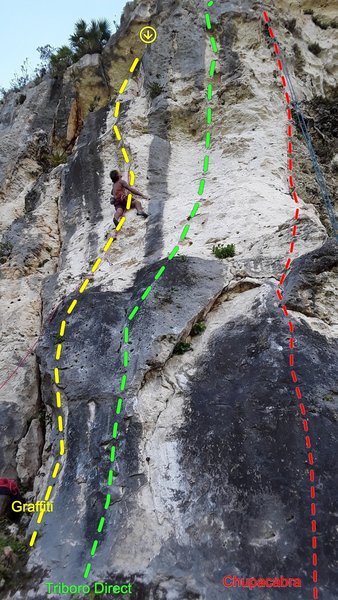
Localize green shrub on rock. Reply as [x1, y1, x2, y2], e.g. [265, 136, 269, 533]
[149, 82, 163, 99]
[48, 148, 68, 167]
[173, 341, 192, 355]
[70, 19, 111, 57]
[191, 321, 206, 336]
[50, 46, 75, 76]
[212, 243, 236, 259]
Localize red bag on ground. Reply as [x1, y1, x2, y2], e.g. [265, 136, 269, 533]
[0, 478, 20, 496]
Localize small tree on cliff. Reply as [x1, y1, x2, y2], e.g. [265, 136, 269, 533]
[70, 19, 111, 58]
[50, 46, 75, 76]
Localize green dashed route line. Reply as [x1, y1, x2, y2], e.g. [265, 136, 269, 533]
[83, 1, 219, 579]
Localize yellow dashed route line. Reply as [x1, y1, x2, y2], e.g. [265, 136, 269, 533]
[29, 55, 141, 548]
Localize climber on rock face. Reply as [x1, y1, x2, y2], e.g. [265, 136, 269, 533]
[110, 169, 149, 227]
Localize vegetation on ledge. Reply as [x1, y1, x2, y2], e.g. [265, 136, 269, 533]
[1, 18, 113, 99]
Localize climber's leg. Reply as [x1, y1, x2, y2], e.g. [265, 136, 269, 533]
[132, 198, 143, 212]
[131, 199, 148, 218]
[113, 207, 124, 227]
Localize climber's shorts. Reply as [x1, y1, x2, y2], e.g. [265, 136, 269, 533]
[113, 196, 128, 211]
[114, 202, 126, 211]
[114, 197, 135, 211]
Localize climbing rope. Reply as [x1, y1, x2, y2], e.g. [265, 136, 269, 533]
[0, 340, 39, 391]
[0, 295, 67, 392]
[263, 15, 338, 238]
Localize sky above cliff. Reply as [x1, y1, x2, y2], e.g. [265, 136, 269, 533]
[0, 0, 127, 89]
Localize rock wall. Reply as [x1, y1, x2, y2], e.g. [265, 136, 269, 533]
[0, 0, 337, 599]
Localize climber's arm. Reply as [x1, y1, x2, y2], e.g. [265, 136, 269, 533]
[121, 179, 148, 200]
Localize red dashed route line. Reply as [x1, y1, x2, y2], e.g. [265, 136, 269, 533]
[263, 9, 318, 599]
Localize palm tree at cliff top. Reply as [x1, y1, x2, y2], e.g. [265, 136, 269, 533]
[70, 19, 111, 57]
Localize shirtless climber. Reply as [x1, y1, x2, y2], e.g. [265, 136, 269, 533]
[110, 169, 149, 227]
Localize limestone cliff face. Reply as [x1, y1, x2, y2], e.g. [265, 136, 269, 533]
[0, 1, 337, 599]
